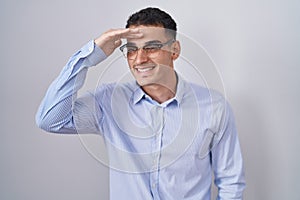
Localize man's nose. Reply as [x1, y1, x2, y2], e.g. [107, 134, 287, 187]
[134, 48, 148, 64]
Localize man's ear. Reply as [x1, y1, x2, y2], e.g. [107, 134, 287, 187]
[171, 40, 181, 60]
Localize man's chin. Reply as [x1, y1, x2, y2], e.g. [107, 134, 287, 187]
[136, 78, 167, 89]
[136, 79, 153, 87]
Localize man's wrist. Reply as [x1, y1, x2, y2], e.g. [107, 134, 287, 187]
[85, 40, 107, 66]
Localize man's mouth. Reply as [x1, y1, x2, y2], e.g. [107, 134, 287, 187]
[136, 66, 155, 72]
[134, 64, 156, 74]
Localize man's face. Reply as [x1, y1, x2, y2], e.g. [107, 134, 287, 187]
[125, 25, 178, 87]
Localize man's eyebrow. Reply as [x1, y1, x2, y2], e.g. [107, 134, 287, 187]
[126, 42, 136, 46]
[145, 40, 162, 45]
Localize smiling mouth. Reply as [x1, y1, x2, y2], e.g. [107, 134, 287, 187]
[136, 67, 155, 72]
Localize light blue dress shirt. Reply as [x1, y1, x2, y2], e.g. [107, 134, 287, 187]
[36, 40, 245, 199]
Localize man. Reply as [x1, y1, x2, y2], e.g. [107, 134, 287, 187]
[36, 7, 245, 199]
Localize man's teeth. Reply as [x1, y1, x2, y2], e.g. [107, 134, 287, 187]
[137, 67, 154, 72]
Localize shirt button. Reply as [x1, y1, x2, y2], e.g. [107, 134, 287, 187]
[152, 183, 156, 188]
[152, 165, 156, 171]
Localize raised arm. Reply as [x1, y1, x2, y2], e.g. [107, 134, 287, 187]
[35, 28, 143, 134]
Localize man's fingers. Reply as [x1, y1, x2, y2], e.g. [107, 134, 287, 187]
[124, 32, 143, 39]
[116, 28, 143, 39]
[114, 39, 122, 47]
[94, 28, 143, 56]
[105, 28, 143, 41]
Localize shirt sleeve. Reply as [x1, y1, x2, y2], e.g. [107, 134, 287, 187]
[211, 102, 246, 199]
[35, 40, 107, 133]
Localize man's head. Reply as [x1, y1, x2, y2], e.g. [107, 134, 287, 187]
[126, 7, 177, 40]
[122, 7, 180, 89]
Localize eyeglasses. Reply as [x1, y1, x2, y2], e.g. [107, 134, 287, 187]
[119, 39, 175, 60]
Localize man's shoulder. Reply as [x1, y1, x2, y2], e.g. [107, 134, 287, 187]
[94, 81, 138, 98]
[95, 81, 136, 91]
[186, 82, 225, 103]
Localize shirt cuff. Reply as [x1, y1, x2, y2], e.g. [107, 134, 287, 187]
[85, 40, 107, 66]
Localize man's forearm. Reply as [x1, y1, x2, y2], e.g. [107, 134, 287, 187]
[35, 40, 106, 133]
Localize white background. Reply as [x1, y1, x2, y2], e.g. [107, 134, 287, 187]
[1, 0, 299, 199]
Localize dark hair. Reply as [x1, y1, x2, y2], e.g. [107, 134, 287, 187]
[126, 7, 177, 39]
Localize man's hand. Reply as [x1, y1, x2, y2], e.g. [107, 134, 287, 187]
[94, 28, 143, 56]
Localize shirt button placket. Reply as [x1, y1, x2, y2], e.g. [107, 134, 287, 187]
[150, 106, 164, 199]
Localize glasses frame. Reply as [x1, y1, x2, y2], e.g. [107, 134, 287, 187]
[119, 39, 175, 60]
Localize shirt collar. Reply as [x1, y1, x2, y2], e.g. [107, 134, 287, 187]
[132, 72, 187, 106]
[174, 73, 187, 105]
[132, 82, 146, 105]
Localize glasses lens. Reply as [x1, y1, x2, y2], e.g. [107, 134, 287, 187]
[121, 40, 173, 60]
[126, 46, 137, 59]
[143, 44, 162, 58]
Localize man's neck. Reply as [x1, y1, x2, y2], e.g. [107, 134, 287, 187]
[142, 72, 177, 104]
